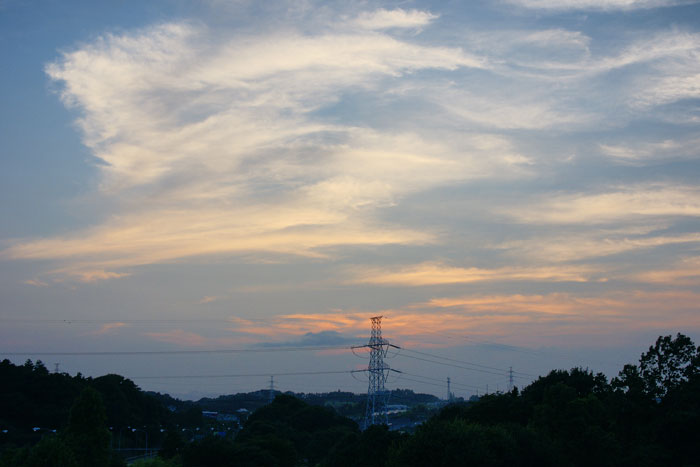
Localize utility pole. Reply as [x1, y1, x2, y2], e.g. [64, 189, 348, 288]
[53, 363, 60, 374]
[352, 316, 399, 429]
[447, 377, 452, 402]
[268, 376, 275, 403]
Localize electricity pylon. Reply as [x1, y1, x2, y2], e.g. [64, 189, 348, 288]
[352, 316, 399, 429]
[268, 375, 275, 403]
[508, 367, 514, 392]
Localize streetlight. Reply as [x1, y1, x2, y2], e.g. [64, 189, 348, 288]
[181, 428, 195, 442]
[131, 428, 149, 455]
[111, 427, 128, 450]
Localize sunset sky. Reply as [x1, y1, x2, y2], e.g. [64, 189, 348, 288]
[1, 0, 699, 398]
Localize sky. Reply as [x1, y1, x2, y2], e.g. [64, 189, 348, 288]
[1, 0, 700, 399]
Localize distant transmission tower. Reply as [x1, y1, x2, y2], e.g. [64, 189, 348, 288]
[508, 367, 514, 392]
[268, 376, 275, 403]
[352, 316, 399, 429]
[447, 377, 453, 402]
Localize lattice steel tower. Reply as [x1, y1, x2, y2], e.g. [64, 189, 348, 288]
[508, 367, 514, 392]
[353, 316, 398, 429]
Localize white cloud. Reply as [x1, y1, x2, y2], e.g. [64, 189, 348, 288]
[504, 0, 697, 11]
[434, 87, 591, 129]
[2, 205, 434, 280]
[496, 231, 700, 262]
[503, 184, 700, 225]
[632, 256, 700, 284]
[513, 30, 700, 77]
[636, 72, 700, 107]
[521, 29, 591, 49]
[352, 8, 438, 30]
[433, 28, 700, 130]
[6, 5, 700, 293]
[89, 322, 129, 335]
[3, 23, 482, 271]
[23, 279, 49, 287]
[198, 296, 221, 304]
[266, 289, 700, 345]
[0, 16, 554, 282]
[463, 27, 700, 122]
[44, 22, 485, 193]
[600, 136, 700, 164]
[346, 262, 599, 286]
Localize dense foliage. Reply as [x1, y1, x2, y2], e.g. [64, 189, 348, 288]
[2, 333, 698, 466]
[387, 333, 700, 467]
[194, 388, 439, 419]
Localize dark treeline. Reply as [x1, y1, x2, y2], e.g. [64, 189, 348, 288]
[195, 388, 439, 419]
[393, 333, 699, 466]
[1, 333, 699, 466]
[0, 360, 200, 444]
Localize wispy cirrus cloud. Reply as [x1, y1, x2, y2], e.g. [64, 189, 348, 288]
[345, 262, 599, 287]
[3, 0, 700, 398]
[635, 71, 700, 108]
[2, 207, 433, 282]
[430, 86, 591, 130]
[198, 296, 221, 304]
[433, 28, 700, 133]
[43, 22, 482, 192]
[144, 329, 241, 347]
[502, 184, 700, 225]
[503, 30, 700, 80]
[503, 0, 698, 11]
[352, 8, 439, 30]
[2, 1, 699, 317]
[631, 256, 700, 284]
[259, 330, 362, 347]
[421, 291, 700, 319]
[225, 289, 700, 347]
[410, 290, 700, 343]
[23, 279, 49, 287]
[599, 137, 700, 164]
[496, 231, 700, 262]
[89, 322, 129, 336]
[1, 18, 507, 282]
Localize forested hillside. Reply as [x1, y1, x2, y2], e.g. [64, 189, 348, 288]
[1, 333, 698, 466]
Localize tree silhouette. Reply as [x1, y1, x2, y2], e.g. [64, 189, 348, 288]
[64, 387, 113, 467]
[639, 333, 699, 399]
[24, 435, 77, 467]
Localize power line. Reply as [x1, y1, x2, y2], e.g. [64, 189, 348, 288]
[421, 329, 630, 369]
[3, 333, 544, 395]
[393, 375, 466, 392]
[0, 345, 352, 356]
[0, 319, 239, 323]
[398, 347, 535, 377]
[1, 345, 533, 381]
[428, 330, 543, 355]
[3, 345, 535, 383]
[129, 370, 356, 379]
[394, 352, 528, 379]
[396, 370, 484, 392]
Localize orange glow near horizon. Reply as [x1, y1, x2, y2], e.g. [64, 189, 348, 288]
[133, 290, 700, 349]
